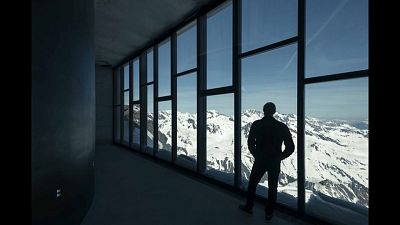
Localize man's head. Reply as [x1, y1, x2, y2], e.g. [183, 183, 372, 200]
[263, 102, 276, 116]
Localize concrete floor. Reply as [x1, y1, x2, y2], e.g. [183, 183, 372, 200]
[81, 144, 314, 225]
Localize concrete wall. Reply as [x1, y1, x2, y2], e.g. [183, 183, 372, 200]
[95, 65, 113, 144]
[31, 0, 95, 225]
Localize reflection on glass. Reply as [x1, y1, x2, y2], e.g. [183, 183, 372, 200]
[205, 94, 234, 185]
[124, 64, 129, 90]
[306, 0, 368, 77]
[177, 21, 197, 73]
[176, 73, 197, 170]
[114, 69, 121, 105]
[147, 85, 154, 149]
[207, 2, 232, 89]
[114, 106, 120, 142]
[305, 78, 368, 225]
[131, 104, 140, 148]
[147, 49, 153, 82]
[158, 38, 171, 96]
[241, 44, 298, 208]
[157, 101, 172, 161]
[133, 58, 140, 101]
[241, 0, 297, 53]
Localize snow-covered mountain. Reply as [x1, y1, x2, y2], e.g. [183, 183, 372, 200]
[127, 108, 368, 211]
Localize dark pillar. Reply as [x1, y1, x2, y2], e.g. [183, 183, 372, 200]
[31, 0, 95, 224]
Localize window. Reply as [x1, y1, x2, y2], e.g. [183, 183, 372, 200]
[133, 58, 140, 101]
[122, 64, 130, 145]
[158, 38, 171, 97]
[241, 0, 297, 53]
[123, 91, 129, 106]
[124, 64, 129, 90]
[177, 21, 197, 73]
[205, 93, 234, 185]
[176, 73, 197, 170]
[113, 69, 121, 143]
[207, 2, 232, 89]
[147, 85, 154, 149]
[157, 101, 172, 161]
[131, 58, 140, 149]
[123, 100, 129, 145]
[241, 44, 298, 208]
[131, 104, 140, 148]
[147, 49, 154, 82]
[306, 0, 368, 77]
[305, 78, 368, 225]
[114, 70, 121, 105]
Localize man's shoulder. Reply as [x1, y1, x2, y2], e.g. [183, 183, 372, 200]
[254, 118, 263, 123]
[275, 120, 286, 126]
[273, 119, 289, 129]
[250, 119, 262, 127]
[276, 121, 291, 134]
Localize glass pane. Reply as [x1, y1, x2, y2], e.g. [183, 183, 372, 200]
[241, 0, 297, 53]
[114, 69, 121, 105]
[176, 73, 197, 170]
[147, 85, 154, 149]
[114, 106, 120, 142]
[158, 38, 171, 97]
[147, 49, 153, 82]
[305, 78, 368, 225]
[207, 2, 232, 89]
[157, 101, 172, 161]
[123, 91, 129, 106]
[177, 21, 197, 73]
[124, 64, 129, 90]
[205, 94, 234, 185]
[241, 44, 298, 208]
[306, 0, 368, 77]
[133, 58, 140, 101]
[131, 104, 140, 149]
[122, 104, 129, 145]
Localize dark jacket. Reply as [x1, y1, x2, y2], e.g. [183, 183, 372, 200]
[247, 116, 295, 170]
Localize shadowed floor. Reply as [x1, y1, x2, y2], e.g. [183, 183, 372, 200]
[81, 144, 314, 225]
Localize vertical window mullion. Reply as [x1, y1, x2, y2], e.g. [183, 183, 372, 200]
[297, 0, 306, 215]
[233, 0, 242, 188]
[140, 53, 147, 152]
[129, 61, 133, 147]
[197, 15, 207, 174]
[113, 69, 115, 143]
[119, 67, 124, 143]
[154, 46, 159, 157]
[171, 33, 177, 162]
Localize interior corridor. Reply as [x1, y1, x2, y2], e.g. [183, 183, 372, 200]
[81, 144, 314, 225]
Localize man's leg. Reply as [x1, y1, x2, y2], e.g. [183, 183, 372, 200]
[245, 160, 267, 208]
[265, 169, 280, 216]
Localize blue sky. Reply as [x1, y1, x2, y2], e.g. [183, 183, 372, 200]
[125, 0, 368, 121]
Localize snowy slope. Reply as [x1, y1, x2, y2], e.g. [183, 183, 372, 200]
[142, 108, 368, 209]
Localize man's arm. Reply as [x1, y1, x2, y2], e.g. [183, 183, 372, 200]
[281, 125, 295, 160]
[247, 122, 257, 155]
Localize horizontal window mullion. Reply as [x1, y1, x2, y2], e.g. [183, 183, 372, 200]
[200, 86, 234, 96]
[304, 70, 369, 84]
[176, 68, 197, 77]
[239, 36, 298, 59]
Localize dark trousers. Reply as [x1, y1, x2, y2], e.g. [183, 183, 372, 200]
[245, 159, 280, 215]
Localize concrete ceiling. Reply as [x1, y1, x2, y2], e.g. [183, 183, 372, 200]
[95, 0, 220, 67]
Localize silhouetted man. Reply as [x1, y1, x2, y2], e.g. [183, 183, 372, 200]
[239, 102, 295, 221]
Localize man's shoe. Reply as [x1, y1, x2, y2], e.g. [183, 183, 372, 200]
[265, 213, 273, 221]
[239, 204, 253, 215]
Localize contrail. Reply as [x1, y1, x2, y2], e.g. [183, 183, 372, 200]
[281, 0, 349, 73]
